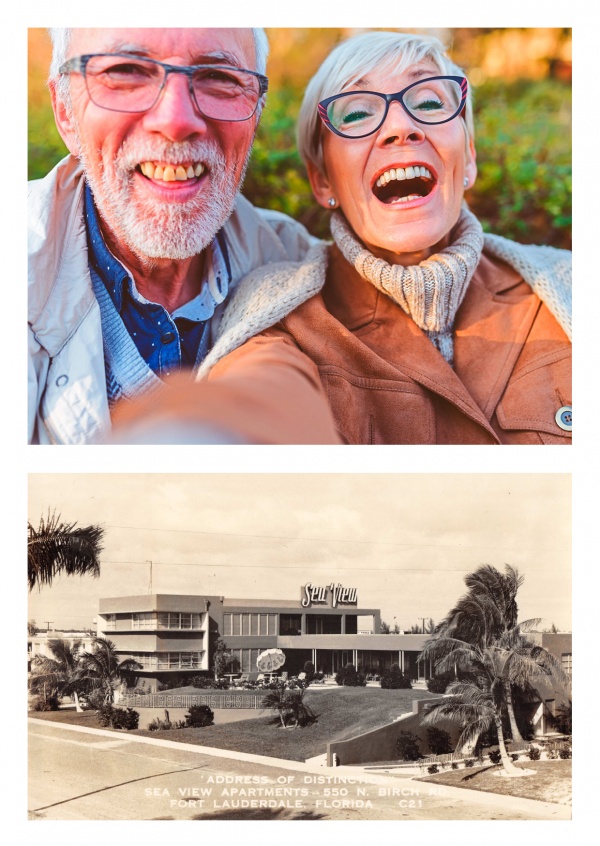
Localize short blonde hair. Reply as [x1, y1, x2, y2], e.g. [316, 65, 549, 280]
[297, 30, 474, 172]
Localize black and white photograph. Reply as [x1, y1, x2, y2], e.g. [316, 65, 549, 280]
[28, 473, 571, 821]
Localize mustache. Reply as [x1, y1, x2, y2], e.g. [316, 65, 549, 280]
[113, 138, 227, 172]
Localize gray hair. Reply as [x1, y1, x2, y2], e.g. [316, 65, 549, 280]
[48, 28, 270, 111]
[297, 30, 474, 173]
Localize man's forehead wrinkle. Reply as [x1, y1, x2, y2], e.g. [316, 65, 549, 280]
[81, 42, 249, 69]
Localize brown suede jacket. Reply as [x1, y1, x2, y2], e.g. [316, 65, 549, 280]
[208, 244, 571, 445]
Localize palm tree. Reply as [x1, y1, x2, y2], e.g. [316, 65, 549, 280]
[28, 511, 104, 591]
[420, 638, 527, 776]
[430, 564, 567, 744]
[261, 683, 315, 728]
[74, 638, 140, 704]
[29, 638, 84, 706]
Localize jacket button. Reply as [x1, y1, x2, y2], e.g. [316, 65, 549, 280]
[161, 332, 176, 345]
[555, 406, 572, 431]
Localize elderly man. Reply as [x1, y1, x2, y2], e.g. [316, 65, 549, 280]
[29, 28, 338, 444]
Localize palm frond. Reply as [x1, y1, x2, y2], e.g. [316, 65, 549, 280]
[28, 510, 104, 591]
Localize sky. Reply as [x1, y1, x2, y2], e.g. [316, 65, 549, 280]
[28, 473, 571, 633]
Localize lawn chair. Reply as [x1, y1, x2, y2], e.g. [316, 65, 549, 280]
[233, 674, 249, 687]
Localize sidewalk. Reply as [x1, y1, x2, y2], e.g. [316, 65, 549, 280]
[28, 717, 570, 820]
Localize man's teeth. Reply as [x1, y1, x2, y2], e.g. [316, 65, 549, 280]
[140, 162, 205, 181]
[375, 165, 432, 188]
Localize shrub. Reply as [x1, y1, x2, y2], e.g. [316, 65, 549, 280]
[96, 704, 139, 730]
[464, 759, 474, 768]
[427, 727, 453, 755]
[510, 753, 520, 762]
[488, 749, 502, 765]
[527, 745, 542, 761]
[396, 731, 422, 762]
[32, 695, 60, 711]
[426, 672, 454, 694]
[335, 663, 366, 687]
[559, 746, 572, 759]
[547, 748, 558, 759]
[451, 762, 459, 770]
[303, 661, 316, 684]
[185, 705, 215, 728]
[427, 764, 439, 774]
[380, 664, 412, 689]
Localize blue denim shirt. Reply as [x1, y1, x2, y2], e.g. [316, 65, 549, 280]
[84, 184, 231, 375]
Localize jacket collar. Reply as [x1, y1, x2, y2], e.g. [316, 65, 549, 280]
[324, 244, 540, 434]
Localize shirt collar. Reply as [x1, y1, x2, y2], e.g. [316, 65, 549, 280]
[84, 183, 230, 318]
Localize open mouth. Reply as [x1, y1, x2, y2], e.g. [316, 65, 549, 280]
[373, 165, 435, 204]
[137, 161, 206, 183]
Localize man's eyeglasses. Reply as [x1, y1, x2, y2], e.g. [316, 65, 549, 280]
[318, 76, 468, 139]
[59, 53, 269, 122]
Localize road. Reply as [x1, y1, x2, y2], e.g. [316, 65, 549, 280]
[28, 719, 570, 821]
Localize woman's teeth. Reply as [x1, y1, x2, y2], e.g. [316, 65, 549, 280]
[375, 165, 432, 188]
[139, 162, 205, 182]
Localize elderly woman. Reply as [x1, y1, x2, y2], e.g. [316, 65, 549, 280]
[117, 31, 572, 445]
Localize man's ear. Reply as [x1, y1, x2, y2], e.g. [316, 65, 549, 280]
[49, 79, 80, 156]
[464, 135, 477, 190]
[306, 159, 336, 210]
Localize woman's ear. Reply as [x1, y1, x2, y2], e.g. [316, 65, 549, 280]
[306, 159, 336, 210]
[464, 136, 477, 190]
[49, 80, 80, 156]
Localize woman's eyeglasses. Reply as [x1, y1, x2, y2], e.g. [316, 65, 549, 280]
[318, 76, 468, 139]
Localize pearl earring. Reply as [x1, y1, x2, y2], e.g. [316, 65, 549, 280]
[328, 197, 337, 208]
[463, 177, 469, 188]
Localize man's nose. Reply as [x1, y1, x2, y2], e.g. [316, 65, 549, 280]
[375, 99, 426, 146]
[142, 70, 207, 141]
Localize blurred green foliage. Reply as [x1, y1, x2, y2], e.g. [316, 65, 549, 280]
[469, 79, 571, 248]
[28, 78, 571, 249]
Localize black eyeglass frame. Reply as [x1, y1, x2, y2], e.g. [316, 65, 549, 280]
[317, 75, 468, 139]
[59, 53, 269, 121]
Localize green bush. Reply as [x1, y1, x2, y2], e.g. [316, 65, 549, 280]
[185, 704, 215, 727]
[427, 727, 453, 755]
[380, 664, 412, 689]
[464, 759, 474, 768]
[558, 746, 572, 759]
[427, 764, 439, 774]
[488, 749, 502, 764]
[527, 745, 542, 761]
[396, 731, 422, 761]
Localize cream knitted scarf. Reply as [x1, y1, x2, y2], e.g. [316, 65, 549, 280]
[330, 207, 485, 364]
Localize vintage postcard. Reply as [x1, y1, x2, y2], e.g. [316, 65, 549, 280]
[28, 473, 571, 821]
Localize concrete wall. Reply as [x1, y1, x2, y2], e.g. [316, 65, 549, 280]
[327, 696, 459, 766]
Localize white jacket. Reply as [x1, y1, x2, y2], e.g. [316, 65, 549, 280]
[28, 156, 317, 444]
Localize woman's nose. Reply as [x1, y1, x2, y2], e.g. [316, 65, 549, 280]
[375, 99, 426, 146]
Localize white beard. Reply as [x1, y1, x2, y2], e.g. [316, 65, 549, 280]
[77, 135, 251, 260]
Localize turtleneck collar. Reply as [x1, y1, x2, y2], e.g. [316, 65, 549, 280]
[330, 206, 484, 364]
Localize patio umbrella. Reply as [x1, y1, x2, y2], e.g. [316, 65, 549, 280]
[257, 648, 286, 672]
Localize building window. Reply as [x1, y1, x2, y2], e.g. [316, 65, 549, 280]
[280, 614, 302, 635]
[151, 652, 204, 671]
[561, 653, 572, 675]
[104, 614, 116, 630]
[224, 612, 276, 637]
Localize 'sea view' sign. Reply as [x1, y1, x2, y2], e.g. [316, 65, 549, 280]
[301, 583, 358, 608]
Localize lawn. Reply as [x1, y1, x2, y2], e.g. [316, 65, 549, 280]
[418, 759, 572, 806]
[30, 687, 437, 763]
